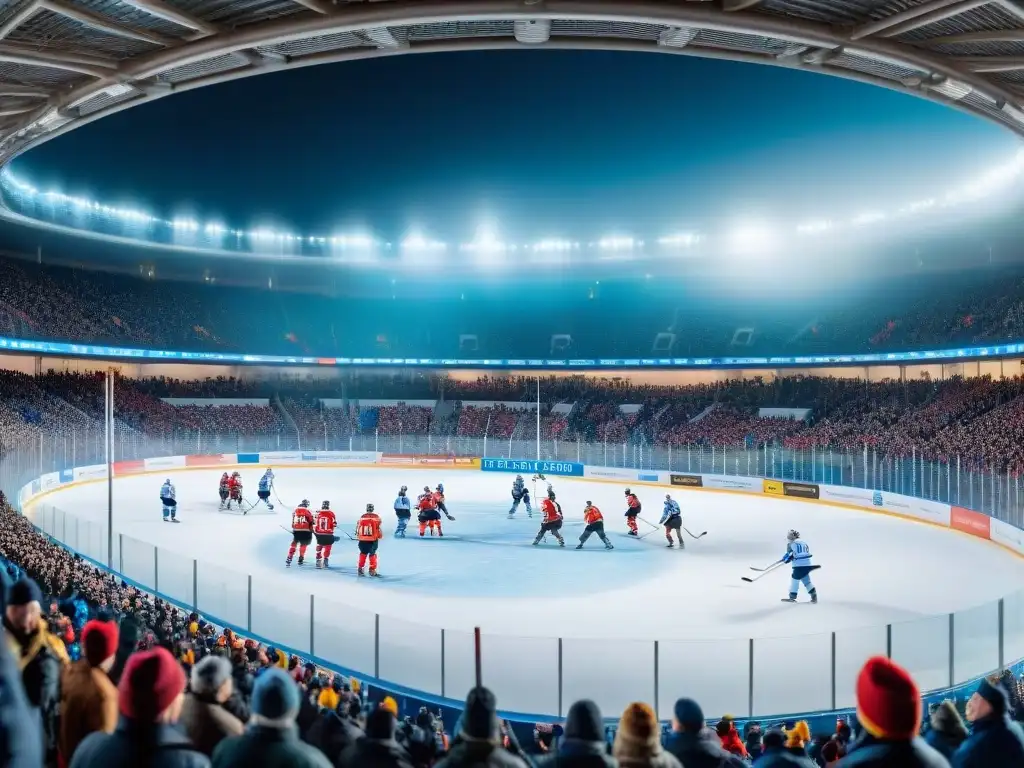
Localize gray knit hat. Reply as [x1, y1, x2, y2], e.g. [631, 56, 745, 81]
[190, 655, 232, 696]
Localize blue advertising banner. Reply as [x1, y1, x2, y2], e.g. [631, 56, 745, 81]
[480, 458, 584, 477]
[60, 469, 74, 483]
[236, 453, 260, 464]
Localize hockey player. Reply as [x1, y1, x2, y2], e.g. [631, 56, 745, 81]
[394, 485, 411, 537]
[508, 474, 533, 518]
[286, 499, 315, 567]
[160, 479, 178, 523]
[577, 501, 613, 550]
[533, 490, 565, 547]
[218, 473, 230, 510]
[624, 488, 642, 536]
[228, 472, 243, 510]
[356, 503, 383, 577]
[781, 529, 819, 604]
[254, 469, 275, 513]
[433, 484, 455, 521]
[314, 500, 338, 569]
[417, 485, 443, 537]
[660, 494, 683, 548]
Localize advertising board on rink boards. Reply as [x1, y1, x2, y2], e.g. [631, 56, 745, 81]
[818, 485, 952, 526]
[73, 464, 107, 482]
[144, 456, 186, 471]
[991, 518, 1024, 555]
[951, 506, 992, 540]
[585, 466, 643, 481]
[299, 451, 381, 464]
[702, 475, 760, 492]
[481, 458, 585, 477]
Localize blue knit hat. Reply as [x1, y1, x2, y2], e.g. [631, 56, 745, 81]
[7, 577, 42, 608]
[251, 668, 300, 722]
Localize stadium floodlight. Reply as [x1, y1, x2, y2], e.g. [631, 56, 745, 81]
[796, 219, 831, 235]
[204, 222, 226, 236]
[657, 233, 699, 247]
[532, 238, 572, 252]
[172, 217, 199, 232]
[401, 233, 446, 252]
[727, 222, 776, 254]
[598, 236, 635, 251]
[329, 234, 375, 249]
[852, 211, 886, 226]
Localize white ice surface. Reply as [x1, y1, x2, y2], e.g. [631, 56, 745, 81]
[29, 467, 1024, 716]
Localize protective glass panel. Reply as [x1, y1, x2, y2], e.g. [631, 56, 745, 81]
[753, 633, 831, 716]
[251, 577, 310, 655]
[891, 614, 950, 692]
[378, 615, 442, 696]
[562, 638, 655, 719]
[954, 600, 1000, 683]
[480, 634, 558, 718]
[312, 599, 376, 678]
[195, 559, 248, 629]
[834, 624, 888, 709]
[156, 547, 194, 608]
[120, 534, 156, 590]
[658, 638, 748, 720]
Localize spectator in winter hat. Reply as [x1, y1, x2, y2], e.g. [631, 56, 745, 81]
[612, 701, 680, 768]
[69, 646, 207, 768]
[535, 699, 614, 768]
[756, 725, 816, 767]
[3, 576, 68, 764]
[665, 698, 746, 768]
[952, 677, 1024, 768]
[923, 700, 968, 760]
[179, 656, 245, 757]
[211, 668, 330, 768]
[838, 656, 948, 767]
[338, 708, 414, 768]
[435, 686, 527, 768]
[59, 619, 119, 764]
[715, 716, 748, 759]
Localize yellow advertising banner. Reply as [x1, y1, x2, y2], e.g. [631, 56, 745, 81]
[763, 479, 784, 496]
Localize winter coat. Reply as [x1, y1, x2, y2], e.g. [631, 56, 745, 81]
[179, 692, 246, 757]
[211, 723, 332, 768]
[0, 628, 42, 768]
[435, 737, 530, 768]
[535, 736, 618, 768]
[754, 745, 817, 767]
[338, 734, 416, 768]
[304, 710, 364, 767]
[69, 717, 210, 768]
[59, 659, 118, 764]
[924, 701, 968, 761]
[951, 712, 1024, 768]
[836, 733, 950, 767]
[3, 615, 69, 760]
[665, 730, 749, 768]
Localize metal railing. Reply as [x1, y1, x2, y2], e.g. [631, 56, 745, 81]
[5, 433, 1024, 721]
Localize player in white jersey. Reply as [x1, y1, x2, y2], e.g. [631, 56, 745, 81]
[160, 479, 178, 523]
[253, 469, 275, 513]
[508, 475, 533, 518]
[781, 529, 818, 603]
[659, 494, 683, 548]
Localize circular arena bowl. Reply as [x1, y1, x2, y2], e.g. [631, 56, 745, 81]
[12, 434, 1024, 723]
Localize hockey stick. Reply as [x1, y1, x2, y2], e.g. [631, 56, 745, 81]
[638, 516, 661, 530]
[741, 561, 786, 583]
[749, 559, 784, 572]
[683, 526, 707, 540]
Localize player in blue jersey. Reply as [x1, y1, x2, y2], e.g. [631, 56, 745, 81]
[394, 485, 411, 537]
[160, 479, 178, 523]
[659, 493, 683, 549]
[508, 474, 533, 518]
[781, 529, 818, 603]
[252, 469, 275, 514]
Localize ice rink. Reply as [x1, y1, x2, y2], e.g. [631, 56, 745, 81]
[31, 466, 1024, 643]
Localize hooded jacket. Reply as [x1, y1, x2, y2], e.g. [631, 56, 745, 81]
[924, 701, 968, 761]
[536, 700, 615, 768]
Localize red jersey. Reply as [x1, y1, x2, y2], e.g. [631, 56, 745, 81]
[291, 507, 314, 531]
[315, 509, 337, 535]
[228, 476, 242, 491]
[541, 498, 562, 523]
[418, 493, 436, 511]
[356, 512, 383, 542]
[432, 490, 445, 505]
[584, 505, 603, 525]
[626, 493, 641, 511]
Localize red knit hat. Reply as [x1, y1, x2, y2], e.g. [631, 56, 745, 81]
[82, 620, 119, 667]
[118, 647, 186, 721]
[856, 656, 921, 740]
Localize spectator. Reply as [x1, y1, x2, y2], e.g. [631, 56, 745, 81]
[756, 726, 815, 767]
[70, 646, 208, 768]
[924, 701, 968, 761]
[0, 565, 42, 768]
[611, 702, 681, 768]
[664, 698, 746, 767]
[536, 699, 615, 768]
[952, 678, 1024, 768]
[821, 740, 842, 766]
[786, 721, 811, 757]
[180, 656, 245, 757]
[744, 722, 763, 761]
[435, 686, 527, 768]
[837, 656, 948, 766]
[305, 696, 364, 767]
[2, 576, 68, 762]
[714, 717, 747, 759]
[338, 707, 413, 768]
[59, 619, 119, 765]
[211, 668, 330, 768]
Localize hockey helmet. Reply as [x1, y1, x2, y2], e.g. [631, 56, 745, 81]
[548, 490, 556, 500]
[516, 474, 523, 480]
[665, 493, 672, 500]
[624, 488, 631, 495]
[300, 499, 310, 508]
[232, 471, 240, 477]
[366, 503, 375, 512]
[585, 500, 592, 506]
[165, 478, 171, 484]
[787, 529, 800, 542]
[400, 485, 408, 492]
[436, 483, 444, 492]
[222, 472, 229, 478]
[321, 501, 330, 510]
[424, 485, 431, 492]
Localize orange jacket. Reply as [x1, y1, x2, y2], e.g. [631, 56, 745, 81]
[584, 505, 603, 525]
[418, 494, 436, 511]
[357, 512, 383, 541]
[626, 493, 641, 510]
[541, 498, 561, 523]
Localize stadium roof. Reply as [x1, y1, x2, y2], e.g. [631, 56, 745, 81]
[0, 0, 1023, 164]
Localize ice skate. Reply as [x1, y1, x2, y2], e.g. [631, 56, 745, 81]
[810, 592, 818, 604]
[557, 539, 564, 547]
[285, 558, 292, 568]
[576, 543, 584, 550]
[507, 511, 516, 519]
[316, 558, 323, 569]
[358, 567, 365, 577]
[297, 556, 305, 566]
[171, 518, 180, 523]
[667, 541, 674, 548]
[162, 518, 169, 523]
[370, 569, 381, 578]
[628, 530, 637, 537]
[604, 541, 614, 550]
[268, 503, 274, 510]
[781, 594, 797, 603]
[323, 558, 329, 568]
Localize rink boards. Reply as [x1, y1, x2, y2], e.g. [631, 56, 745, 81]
[19, 449, 1024, 560]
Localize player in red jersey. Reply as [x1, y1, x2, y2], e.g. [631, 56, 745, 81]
[577, 501, 613, 550]
[624, 488, 642, 536]
[314, 500, 338, 569]
[356, 503, 383, 577]
[417, 485, 443, 537]
[432, 484, 455, 521]
[218, 473, 230, 510]
[227, 471, 243, 510]
[286, 499, 314, 567]
[533, 490, 565, 547]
